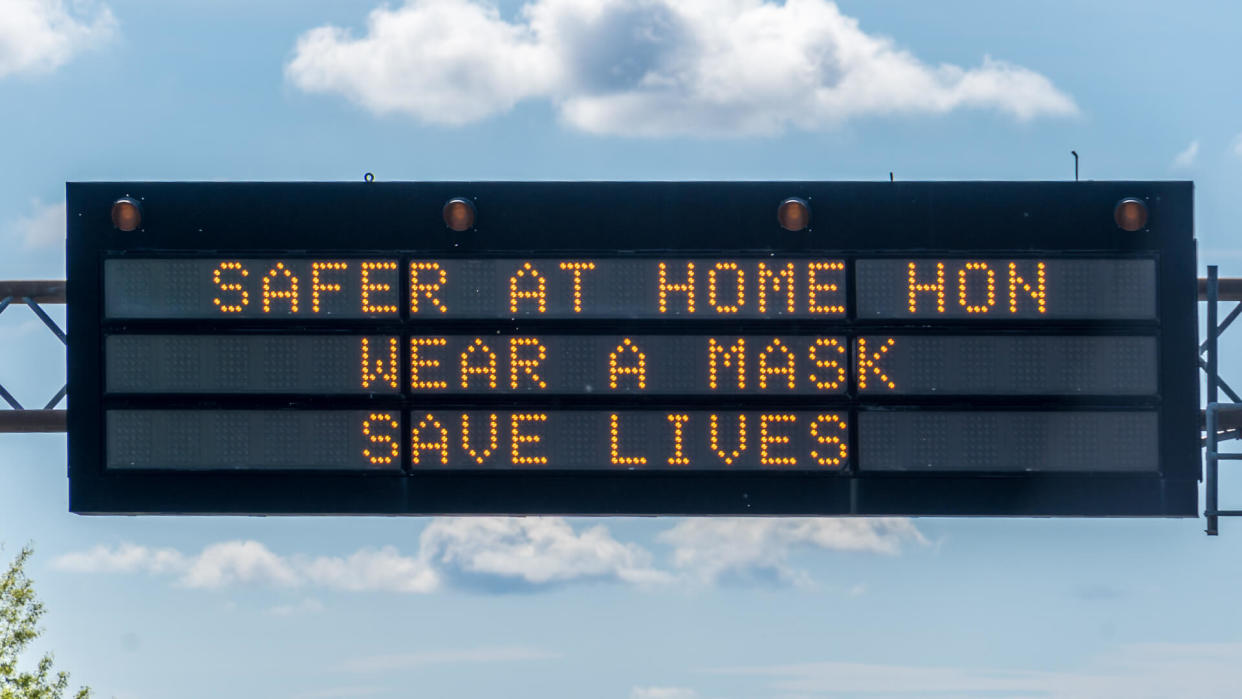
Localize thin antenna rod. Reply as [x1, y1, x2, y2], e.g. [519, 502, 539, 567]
[1071, 151, 1078, 181]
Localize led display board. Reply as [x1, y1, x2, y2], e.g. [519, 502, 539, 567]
[68, 181, 1199, 516]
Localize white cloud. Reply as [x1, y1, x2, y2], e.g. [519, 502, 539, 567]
[53, 517, 666, 593]
[287, 0, 557, 125]
[286, 0, 1076, 137]
[1172, 139, 1199, 168]
[630, 687, 699, 699]
[5, 199, 64, 249]
[54, 541, 187, 575]
[341, 646, 560, 672]
[296, 545, 439, 594]
[55, 517, 922, 593]
[180, 540, 303, 588]
[421, 517, 670, 586]
[659, 518, 926, 585]
[711, 643, 1242, 698]
[0, 0, 116, 78]
[54, 540, 435, 592]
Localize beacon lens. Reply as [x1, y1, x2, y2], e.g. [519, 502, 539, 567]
[443, 198, 476, 232]
[111, 198, 142, 232]
[777, 198, 811, 232]
[1114, 198, 1148, 232]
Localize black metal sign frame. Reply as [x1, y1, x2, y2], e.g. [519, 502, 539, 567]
[67, 181, 1199, 516]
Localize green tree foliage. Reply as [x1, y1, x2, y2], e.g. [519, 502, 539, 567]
[0, 546, 89, 699]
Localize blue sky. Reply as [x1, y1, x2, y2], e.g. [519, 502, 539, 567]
[3, 0, 1242, 697]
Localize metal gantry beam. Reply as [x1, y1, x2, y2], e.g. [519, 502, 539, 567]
[1199, 277, 1242, 302]
[0, 280, 67, 432]
[1200, 273, 1242, 460]
[1202, 266, 1242, 535]
[0, 280, 66, 304]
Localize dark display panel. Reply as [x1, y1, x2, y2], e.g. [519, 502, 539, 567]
[104, 333, 1158, 396]
[105, 256, 1157, 321]
[107, 410, 403, 471]
[854, 335, 1157, 395]
[106, 408, 1160, 473]
[105, 258, 402, 319]
[857, 411, 1158, 472]
[68, 180, 1200, 516]
[106, 335, 403, 394]
[855, 259, 1156, 319]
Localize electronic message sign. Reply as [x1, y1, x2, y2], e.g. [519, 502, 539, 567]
[67, 181, 1199, 516]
